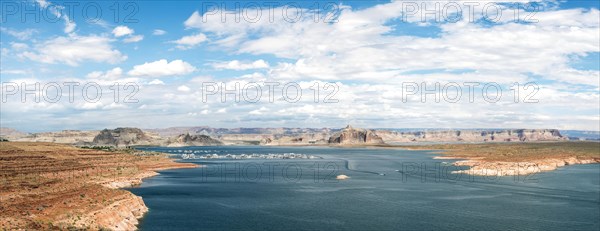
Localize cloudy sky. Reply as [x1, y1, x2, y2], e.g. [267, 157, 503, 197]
[0, 0, 598, 132]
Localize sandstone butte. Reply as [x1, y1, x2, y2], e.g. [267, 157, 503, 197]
[0, 142, 197, 230]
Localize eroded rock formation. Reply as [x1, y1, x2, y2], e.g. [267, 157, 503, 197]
[92, 128, 155, 147]
[166, 134, 223, 147]
[328, 125, 385, 145]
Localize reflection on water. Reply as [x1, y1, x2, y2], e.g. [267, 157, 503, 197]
[130, 146, 600, 231]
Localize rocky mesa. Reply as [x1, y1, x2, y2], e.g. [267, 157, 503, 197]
[328, 125, 385, 145]
[93, 128, 158, 147]
[165, 134, 223, 147]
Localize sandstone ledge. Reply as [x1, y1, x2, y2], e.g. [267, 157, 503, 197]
[447, 157, 599, 176]
[404, 142, 600, 176]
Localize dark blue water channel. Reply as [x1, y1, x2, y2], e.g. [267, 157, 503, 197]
[128, 146, 600, 230]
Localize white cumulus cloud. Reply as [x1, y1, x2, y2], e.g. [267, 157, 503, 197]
[148, 79, 165, 85]
[171, 33, 207, 49]
[86, 67, 123, 80]
[177, 85, 191, 92]
[128, 59, 197, 77]
[0, 27, 37, 40]
[112, 26, 143, 43]
[211, 60, 270, 70]
[20, 35, 127, 66]
[34, 0, 76, 34]
[112, 26, 134, 37]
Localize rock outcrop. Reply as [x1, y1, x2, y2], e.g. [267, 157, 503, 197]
[55, 193, 148, 231]
[336, 175, 350, 180]
[451, 158, 600, 176]
[166, 134, 223, 147]
[92, 128, 156, 147]
[260, 133, 330, 146]
[328, 125, 385, 145]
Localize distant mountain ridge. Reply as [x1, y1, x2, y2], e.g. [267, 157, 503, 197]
[0, 127, 29, 140]
[1, 126, 576, 146]
[146, 127, 338, 136]
[559, 130, 600, 141]
[376, 129, 567, 143]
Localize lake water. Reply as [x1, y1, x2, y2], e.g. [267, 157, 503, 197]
[129, 146, 600, 230]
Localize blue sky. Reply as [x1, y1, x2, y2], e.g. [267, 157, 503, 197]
[0, 0, 599, 132]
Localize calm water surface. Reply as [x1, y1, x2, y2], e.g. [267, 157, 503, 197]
[129, 146, 600, 230]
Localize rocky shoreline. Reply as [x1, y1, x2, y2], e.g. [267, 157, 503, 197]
[0, 142, 197, 230]
[66, 167, 197, 231]
[54, 193, 148, 231]
[90, 166, 198, 230]
[448, 157, 600, 176]
[411, 142, 600, 176]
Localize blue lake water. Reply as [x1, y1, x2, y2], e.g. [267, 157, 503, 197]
[129, 146, 600, 230]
